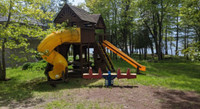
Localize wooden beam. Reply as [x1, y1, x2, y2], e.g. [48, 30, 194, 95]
[104, 29, 106, 40]
[80, 44, 83, 73]
[87, 43, 90, 70]
[95, 33, 109, 36]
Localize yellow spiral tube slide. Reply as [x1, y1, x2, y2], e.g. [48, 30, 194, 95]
[37, 28, 81, 80]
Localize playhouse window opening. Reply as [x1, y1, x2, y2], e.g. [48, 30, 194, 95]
[71, 22, 77, 27]
[82, 54, 85, 58]
[75, 55, 79, 60]
[84, 24, 92, 27]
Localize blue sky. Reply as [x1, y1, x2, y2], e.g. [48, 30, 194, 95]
[69, 0, 85, 6]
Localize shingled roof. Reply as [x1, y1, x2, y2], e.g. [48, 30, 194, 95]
[69, 5, 96, 23]
[54, 4, 102, 24]
[90, 14, 101, 23]
[54, 4, 106, 29]
[0, 14, 47, 26]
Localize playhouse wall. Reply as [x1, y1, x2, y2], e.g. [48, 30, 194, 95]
[81, 28, 95, 43]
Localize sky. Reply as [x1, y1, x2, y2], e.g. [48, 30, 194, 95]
[69, 0, 85, 6]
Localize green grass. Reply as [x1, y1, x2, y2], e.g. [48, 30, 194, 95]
[0, 68, 45, 104]
[42, 99, 118, 109]
[0, 58, 200, 107]
[113, 58, 200, 92]
[0, 65, 103, 106]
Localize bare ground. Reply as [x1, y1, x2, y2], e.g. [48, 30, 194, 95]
[1, 85, 200, 109]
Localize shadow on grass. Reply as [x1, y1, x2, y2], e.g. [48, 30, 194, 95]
[0, 77, 98, 108]
[0, 78, 35, 107]
[33, 78, 99, 92]
[154, 89, 200, 109]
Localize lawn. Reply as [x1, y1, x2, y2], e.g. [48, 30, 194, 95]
[0, 58, 200, 108]
[113, 59, 200, 92]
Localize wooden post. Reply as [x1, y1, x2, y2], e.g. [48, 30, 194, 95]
[87, 43, 90, 70]
[104, 29, 106, 40]
[84, 46, 87, 62]
[137, 66, 140, 74]
[80, 44, 83, 73]
[73, 44, 76, 61]
[99, 35, 103, 42]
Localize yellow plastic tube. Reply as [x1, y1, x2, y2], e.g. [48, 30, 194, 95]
[37, 28, 81, 80]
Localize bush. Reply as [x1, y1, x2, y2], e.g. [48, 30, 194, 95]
[22, 62, 31, 70]
[22, 60, 47, 71]
[182, 41, 200, 61]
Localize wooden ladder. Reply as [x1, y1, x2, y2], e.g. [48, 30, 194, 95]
[97, 42, 115, 72]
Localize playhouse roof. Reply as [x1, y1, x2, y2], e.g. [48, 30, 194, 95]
[69, 5, 96, 23]
[90, 14, 101, 23]
[0, 14, 47, 27]
[54, 4, 106, 29]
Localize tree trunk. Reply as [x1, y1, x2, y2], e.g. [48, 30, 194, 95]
[144, 13, 159, 60]
[144, 47, 147, 60]
[150, 43, 154, 59]
[132, 35, 134, 54]
[175, 14, 179, 56]
[122, 0, 130, 55]
[1, 39, 6, 81]
[157, 12, 163, 60]
[184, 27, 189, 60]
[129, 35, 132, 54]
[170, 38, 173, 55]
[122, 30, 128, 54]
[186, 33, 189, 60]
[184, 28, 187, 53]
[139, 49, 142, 60]
[0, 61, 3, 80]
[0, 0, 12, 81]
[165, 26, 168, 55]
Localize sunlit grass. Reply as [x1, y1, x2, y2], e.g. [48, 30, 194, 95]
[113, 58, 200, 92]
[42, 99, 120, 109]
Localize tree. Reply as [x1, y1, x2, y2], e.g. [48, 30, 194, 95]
[181, 0, 200, 41]
[137, 0, 181, 60]
[134, 26, 151, 60]
[182, 42, 200, 61]
[180, 0, 200, 61]
[85, 0, 199, 61]
[0, 0, 55, 81]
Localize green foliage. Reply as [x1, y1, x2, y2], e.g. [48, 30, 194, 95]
[22, 60, 47, 71]
[134, 27, 151, 49]
[0, 0, 56, 67]
[85, 0, 137, 52]
[85, 0, 200, 60]
[180, 0, 200, 42]
[182, 41, 200, 61]
[22, 62, 31, 70]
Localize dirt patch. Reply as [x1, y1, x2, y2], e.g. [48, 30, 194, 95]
[1, 85, 200, 109]
[74, 86, 161, 109]
[154, 88, 200, 109]
[67, 85, 200, 109]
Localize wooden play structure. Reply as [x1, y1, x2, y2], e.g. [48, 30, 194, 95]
[38, 4, 146, 81]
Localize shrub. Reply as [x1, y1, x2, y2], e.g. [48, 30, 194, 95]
[22, 62, 31, 70]
[22, 60, 47, 71]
